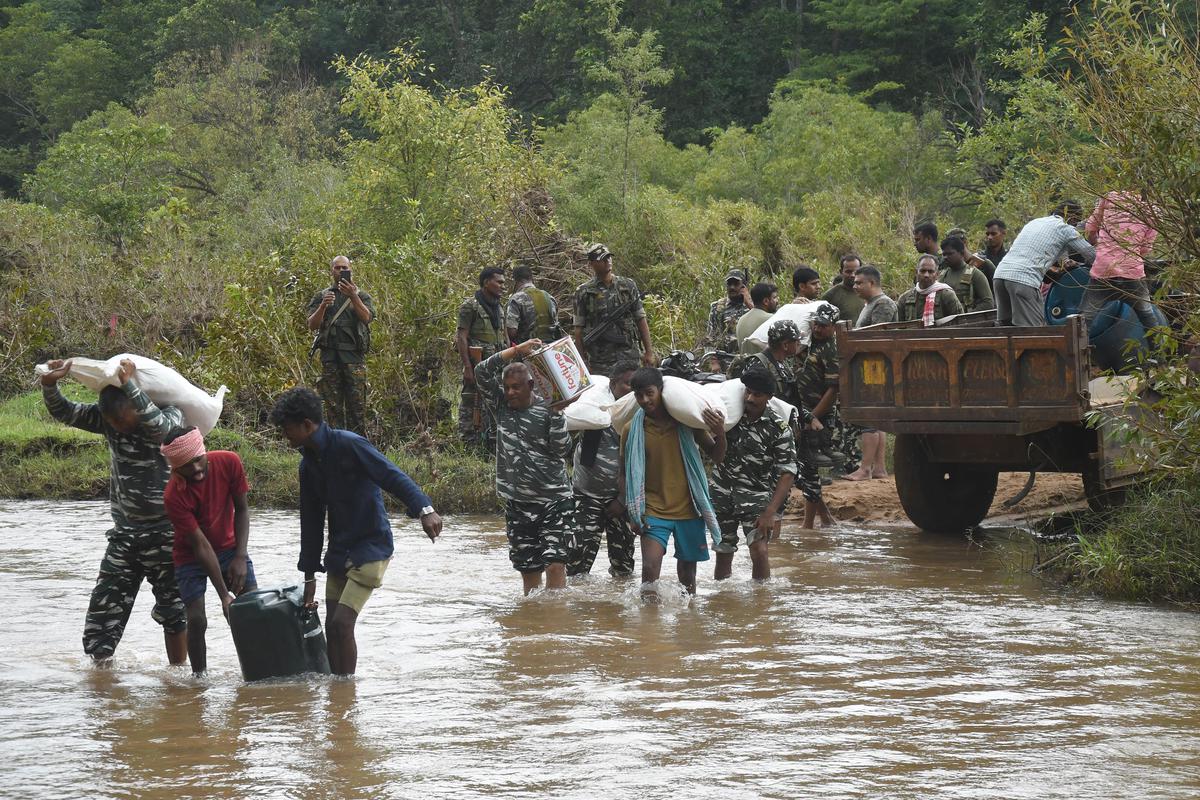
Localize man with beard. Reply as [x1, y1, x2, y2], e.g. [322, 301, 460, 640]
[898, 255, 964, 325]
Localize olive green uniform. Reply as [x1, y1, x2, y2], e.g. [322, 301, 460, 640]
[457, 294, 508, 447]
[938, 264, 996, 312]
[820, 283, 866, 324]
[573, 275, 645, 377]
[307, 290, 375, 434]
[506, 285, 561, 343]
[897, 287, 964, 323]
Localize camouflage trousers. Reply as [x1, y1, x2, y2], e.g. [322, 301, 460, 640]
[711, 489, 780, 553]
[505, 497, 576, 573]
[318, 361, 368, 435]
[796, 427, 826, 503]
[458, 379, 496, 453]
[84, 529, 187, 659]
[834, 412, 862, 474]
[570, 493, 637, 577]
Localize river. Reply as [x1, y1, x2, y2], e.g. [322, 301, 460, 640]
[1, 500, 1198, 799]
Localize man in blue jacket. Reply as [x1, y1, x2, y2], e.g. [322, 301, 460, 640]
[270, 387, 443, 675]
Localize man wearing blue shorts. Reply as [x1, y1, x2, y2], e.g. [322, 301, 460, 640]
[617, 368, 726, 596]
[162, 427, 257, 675]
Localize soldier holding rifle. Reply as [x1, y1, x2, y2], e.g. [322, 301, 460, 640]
[572, 243, 655, 377]
[456, 266, 508, 449]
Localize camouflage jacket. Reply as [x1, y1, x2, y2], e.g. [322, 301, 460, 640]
[795, 336, 839, 412]
[703, 297, 750, 353]
[43, 382, 183, 535]
[897, 287, 964, 323]
[572, 275, 645, 354]
[506, 285, 560, 343]
[855, 294, 899, 328]
[475, 353, 572, 503]
[571, 426, 620, 500]
[710, 404, 798, 518]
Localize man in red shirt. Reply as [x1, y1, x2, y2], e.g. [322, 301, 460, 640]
[162, 427, 257, 675]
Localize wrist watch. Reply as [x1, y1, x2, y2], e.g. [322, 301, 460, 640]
[420, 505, 435, 517]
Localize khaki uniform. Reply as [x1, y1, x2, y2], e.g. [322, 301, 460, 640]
[573, 275, 645, 377]
[307, 290, 375, 434]
[897, 287, 964, 323]
[939, 264, 996, 312]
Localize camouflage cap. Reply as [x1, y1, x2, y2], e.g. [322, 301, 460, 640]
[725, 268, 748, 285]
[768, 318, 802, 345]
[585, 243, 612, 261]
[811, 303, 839, 326]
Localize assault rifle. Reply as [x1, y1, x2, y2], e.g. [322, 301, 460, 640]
[308, 295, 353, 359]
[582, 296, 640, 348]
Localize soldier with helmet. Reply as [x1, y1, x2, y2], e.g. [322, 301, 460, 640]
[571, 244, 655, 377]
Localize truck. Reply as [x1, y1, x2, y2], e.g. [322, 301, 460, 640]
[835, 312, 1144, 533]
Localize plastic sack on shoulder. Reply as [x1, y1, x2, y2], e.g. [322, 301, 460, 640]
[563, 375, 613, 432]
[603, 375, 724, 432]
[745, 301, 837, 348]
[702, 379, 798, 431]
[35, 353, 227, 434]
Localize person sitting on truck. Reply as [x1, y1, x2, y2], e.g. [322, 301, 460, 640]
[980, 219, 1008, 272]
[271, 387, 442, 676]
[897, 255, 964, 325]
[711, 369, 797, 582]
[853, 265, 899, 328]
[1078, 191, 1161, 332]
[939, 237, 995, 313]
[161, 427, 258, 676]
[993, 201, 1096, 326]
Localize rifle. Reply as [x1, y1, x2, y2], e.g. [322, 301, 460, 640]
[308, 295, 353, 359]
[467, 346, 484, 433]
[582, 296, 640, 348]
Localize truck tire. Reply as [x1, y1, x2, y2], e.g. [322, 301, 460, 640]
[893, 434, 999, 533]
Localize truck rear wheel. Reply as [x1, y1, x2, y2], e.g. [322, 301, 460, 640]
[893, 434, 999, 533]
[1082, 464, 1128, 513]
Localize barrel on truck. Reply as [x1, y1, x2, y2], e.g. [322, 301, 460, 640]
[836, 313, 1148, 533]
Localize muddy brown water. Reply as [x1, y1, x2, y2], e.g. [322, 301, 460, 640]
[2, 499, 1199, 799]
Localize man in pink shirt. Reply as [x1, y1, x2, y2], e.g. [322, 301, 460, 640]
[1079, 191, 1160, 331]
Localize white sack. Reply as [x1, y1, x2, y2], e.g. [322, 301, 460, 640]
[603, 375, 724, 432]
[702, 379, 799, 431]
[745, 300, 837, 348]
[563, 375, 613, 431]
[35, 353, 228, 435]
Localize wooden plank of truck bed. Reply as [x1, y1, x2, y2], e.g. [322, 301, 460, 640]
[836, 313, 1091, 435]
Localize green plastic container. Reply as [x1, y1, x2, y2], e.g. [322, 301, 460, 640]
[228, 585, 331, 681]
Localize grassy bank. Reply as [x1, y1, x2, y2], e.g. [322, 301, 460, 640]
[0, 389, 498, 515]
[1042, 480, 1200, 607]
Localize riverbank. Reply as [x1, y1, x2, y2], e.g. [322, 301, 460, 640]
[0, 389, 499, 514]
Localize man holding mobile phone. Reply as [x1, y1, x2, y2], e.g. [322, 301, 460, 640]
[306, 255, 375, 434]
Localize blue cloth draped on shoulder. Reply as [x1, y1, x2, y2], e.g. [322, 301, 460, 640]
[623, 408, 721, 548]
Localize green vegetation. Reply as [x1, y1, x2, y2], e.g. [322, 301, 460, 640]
[0, 388, 498, 513]
[0, 0, 1199, 600]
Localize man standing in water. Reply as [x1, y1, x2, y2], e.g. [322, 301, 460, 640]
[475, 339, 577, 594]
[270, 387, 442, 676]
[617, 368, 726, 596]
[570, 360, 640, 578]
[711, 369, 797, 582]
[161, 426, 258, 675]
[40, 358, 188, 665]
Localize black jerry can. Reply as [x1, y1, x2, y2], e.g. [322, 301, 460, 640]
[228, 585, 332, 681]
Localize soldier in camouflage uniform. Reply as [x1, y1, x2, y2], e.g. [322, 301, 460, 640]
[307, 255, 375, 435]
[727, 318, 802, 404]
[711, 369, 798, 581]
[475, 339, 578, 594]
[506, 265, 562, 343]
[40, 358, 188, 663]
[456, 267, 509, 449]
[702, 269, 752, 355]
[794, 305, 840, 529]
[569, 360, 640, 577]
[572, 243, 655, 377]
